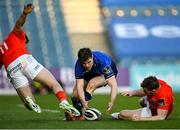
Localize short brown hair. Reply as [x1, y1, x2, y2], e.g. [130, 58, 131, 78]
[78, 48, 92, 62]
[141, 76, 159, 90]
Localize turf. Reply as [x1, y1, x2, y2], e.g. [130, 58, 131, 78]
[0, 93, 180, 129]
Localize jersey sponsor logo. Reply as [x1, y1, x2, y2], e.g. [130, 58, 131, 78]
[158, 99, 165, 106]
[103, 66, 111, 74]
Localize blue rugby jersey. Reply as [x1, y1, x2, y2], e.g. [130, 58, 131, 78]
[75, 51, 118, 81]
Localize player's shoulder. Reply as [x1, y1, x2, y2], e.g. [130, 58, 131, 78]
[6, 31, 14, 38]
[75, 59, 80, 66]
[75, 59, 83, 69]
[159, 80, 172, 90]
[5, 31, 25, 41]
[93, 50, 106, 55]
[12, 30, 26, 38]
[158, 80, 173, 97]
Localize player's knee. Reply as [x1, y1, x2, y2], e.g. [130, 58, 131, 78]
[86, 82, 96, 93]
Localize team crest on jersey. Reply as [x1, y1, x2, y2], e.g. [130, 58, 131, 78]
[103, 66, 111, 74]
[158, 99, 165, 106]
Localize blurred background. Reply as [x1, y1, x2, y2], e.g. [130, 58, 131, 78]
[0, 0, 180, 95]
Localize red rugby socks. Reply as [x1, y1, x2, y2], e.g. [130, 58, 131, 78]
[55, 91, 67, 101]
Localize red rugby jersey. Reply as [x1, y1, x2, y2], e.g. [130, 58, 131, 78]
[0, 31, 29, 69]
[147, 80, 174, 118]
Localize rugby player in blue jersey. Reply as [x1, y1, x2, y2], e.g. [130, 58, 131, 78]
[65, 48, 118, 120]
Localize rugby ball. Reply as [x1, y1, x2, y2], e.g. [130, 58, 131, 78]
[84, 108, 102, 121]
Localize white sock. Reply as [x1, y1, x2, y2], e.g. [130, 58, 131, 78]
[111, 112, 119, 119]
[61, 100, 69, 104]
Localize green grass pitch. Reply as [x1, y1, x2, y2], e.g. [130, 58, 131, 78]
[0, 93, 180, 129]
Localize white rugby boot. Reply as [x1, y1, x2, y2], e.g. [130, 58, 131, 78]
[59, 100, 80, 116]
[25, 96, 42, 113]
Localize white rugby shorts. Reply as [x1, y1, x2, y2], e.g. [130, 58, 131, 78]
[7, 54, 44, 88]
[140, 101, 152, 118]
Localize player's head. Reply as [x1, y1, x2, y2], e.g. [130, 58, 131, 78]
[140, 76, 159, 96]
[78, 48, 93, 71]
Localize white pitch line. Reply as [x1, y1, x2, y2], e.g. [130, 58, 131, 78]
[42, 109, 60, 113]
[17, 104, 61, 113]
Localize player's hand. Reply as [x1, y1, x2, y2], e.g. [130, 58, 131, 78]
[23, 3, 34, 15]
[82, 101, 88, 113]
[107, 102, 113, 112]
[120, 91, 133, 97]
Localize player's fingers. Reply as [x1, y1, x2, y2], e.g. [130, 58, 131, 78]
[107, 106, 112, 112]
[29, 5, 34, 10]
[120, 92, 128, 96]
[83, 104, 88, 112]
[107, 102, 113, 112]
[24, 4, 34, 12]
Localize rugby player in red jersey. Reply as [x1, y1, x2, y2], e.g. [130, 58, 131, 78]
[111, 76, 174, 121]
[0, 3, 79, 116]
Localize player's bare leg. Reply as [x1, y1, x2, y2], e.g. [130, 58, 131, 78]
[33, 68, 80, 116]
[16, 86, 42, 113]
[83, 75, 107, 107]
[114, 109, 142, 120]
[69, 75, 107, 121]
[71, 75, 107, 111]
[33, 68, 64, 93]
[86, 75, 107, 94]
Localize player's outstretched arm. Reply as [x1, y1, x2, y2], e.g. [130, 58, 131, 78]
[120, 89, 146, 97]
[106, 75, 118, 112]
[13, 3, 34, 33]
[76, 79, 88, 110]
